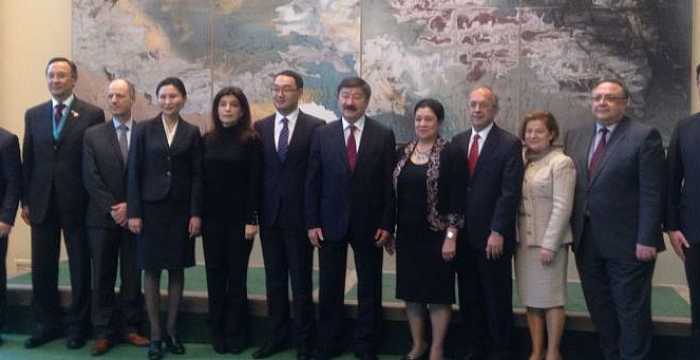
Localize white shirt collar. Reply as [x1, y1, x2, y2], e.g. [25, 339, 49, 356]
[342, 115, 366, 132]
[51, 94, 75, 109]
[276, 108, 299, 124]
[112, 117, 134, 130]
[471, 121, 494, 139]
[595, 122, 617, 134]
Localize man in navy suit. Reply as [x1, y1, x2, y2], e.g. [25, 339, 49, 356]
[253, 70, 324, 360]
[448, 86, 523, 360]
[666, 64, 700, 354]
[564, 79, 665, 360]
[305, 77, 396, 360]
[82, 79, 149, 355]
[22, 57, 104, 349]
[0, 126, 21, 346]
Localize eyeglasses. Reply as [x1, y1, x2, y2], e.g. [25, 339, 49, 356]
[592, 94, 627, 103]
[271, 87, 298, 95]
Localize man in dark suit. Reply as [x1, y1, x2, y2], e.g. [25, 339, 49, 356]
[253, 70, 324, 360]
[82, 79, 149, 356]
[21, 57, 104, 349]
[0, 127, 21, 346]
[666, 64, 700, 354]
[305, 77, 395, 360]
[564, 79, 665, 360]
[448, 86, 523, 360]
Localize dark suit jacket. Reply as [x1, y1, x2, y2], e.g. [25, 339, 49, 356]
[564, 116, 665, 259]
[666, 112, 700, 243]
[127, 115, 203, 219]
[22, 98, 104, 226]
[83, 121, 140, 228]
[448, 124, 523, 253]
[305, 117, 396, 241]
[254, 111, 324, 229]
[0, 127, 21, 226]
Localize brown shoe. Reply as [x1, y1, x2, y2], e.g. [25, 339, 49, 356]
[123, 333, 150, 347]
[92, 339, 112, 356]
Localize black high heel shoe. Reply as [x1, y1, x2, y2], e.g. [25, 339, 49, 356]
[164, 333, 186, 354]
[147, 340, 163, 360]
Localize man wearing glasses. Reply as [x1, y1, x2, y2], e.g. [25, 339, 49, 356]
[253, 70, 324, 360]
[564, 79, 665, 360]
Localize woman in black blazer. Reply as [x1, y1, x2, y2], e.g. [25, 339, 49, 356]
[201, 86, 261, 354]
[127, 77, 203, 360]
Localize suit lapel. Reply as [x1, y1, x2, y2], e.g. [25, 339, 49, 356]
[471, 126, 498, 179]
[287, 112, 304, 152]
[332, 120, 351, 173]
[40, 102, 55, 146]
[105, 122, 126, 171]
[589, 118, 629, 186]
[153, 116, 171, 153]
[354, 117, 374, 173]
[169, 118, 187, 152]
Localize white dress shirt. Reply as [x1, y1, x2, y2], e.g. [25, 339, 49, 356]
[161, 115, 179, 146]
[112, 117, 134, 148]
[342, 116, 365, 152]
[587, 122, 618, 165]
[468, 122, 494, 157]
[274, 108, 299, 151]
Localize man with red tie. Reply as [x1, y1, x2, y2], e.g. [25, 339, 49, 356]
[22, 57, 104, 349]
[305, 77, 396, 360]
[446, 86, 523, 360]
[564, 80, 665, 360]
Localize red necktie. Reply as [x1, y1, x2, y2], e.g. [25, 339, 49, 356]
[468, 134, 480, 175]
[347, 125, 357, 171]
[588, 127, 608, 176]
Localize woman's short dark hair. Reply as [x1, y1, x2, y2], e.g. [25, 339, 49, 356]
[156, 77, 187, 98]
[414, 98, 445, 123]
[210, 86, 255, 142]
[519, 111, 560, 144]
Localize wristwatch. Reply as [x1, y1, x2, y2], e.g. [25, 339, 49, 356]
[446, 229, 456, 240]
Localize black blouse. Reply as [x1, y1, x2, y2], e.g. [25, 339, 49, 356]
[202, 127, 262, 224]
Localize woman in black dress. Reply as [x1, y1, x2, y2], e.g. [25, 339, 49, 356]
[127, 77, 203, 360]
[201, 86, 261, 354]
[393, 99, 463, 360]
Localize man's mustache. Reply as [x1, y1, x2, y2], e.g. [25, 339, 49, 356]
[343, 105, 358, 112]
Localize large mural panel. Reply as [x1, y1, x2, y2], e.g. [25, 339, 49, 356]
[73, 0, 691, 143]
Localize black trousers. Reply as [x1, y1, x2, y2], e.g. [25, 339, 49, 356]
[317, 233, 383, 355]
[88, 226, 143, 339]
[30, 198, 91, 338]
[685, 242, 700, 354]
[456, 246, 513, 360]
[202, 221, 253, 347]
[575, 223, 654, 360]
[259, 226, 315, 348]
[0, 236, 7, 330]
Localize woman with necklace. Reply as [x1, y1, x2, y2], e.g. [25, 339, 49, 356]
[127, 77, 203, 360]
[514, 111, 575, 360]
[393, 98, 463, 360]
[200, 86, 262, 354]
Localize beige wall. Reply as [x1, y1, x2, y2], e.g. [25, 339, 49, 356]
[0, 0, 72, 275]
[0, 1, 699, 281]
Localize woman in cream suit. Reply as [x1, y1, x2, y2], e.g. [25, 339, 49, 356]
[515, 111, 575, 360]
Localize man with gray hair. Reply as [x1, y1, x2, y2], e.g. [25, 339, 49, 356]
[447, 86, 523, 360]
[83, 79, 149, 355]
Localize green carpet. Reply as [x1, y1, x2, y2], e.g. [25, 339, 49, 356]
[8, 262, 691, 317]
[0, 335, 401, 359]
